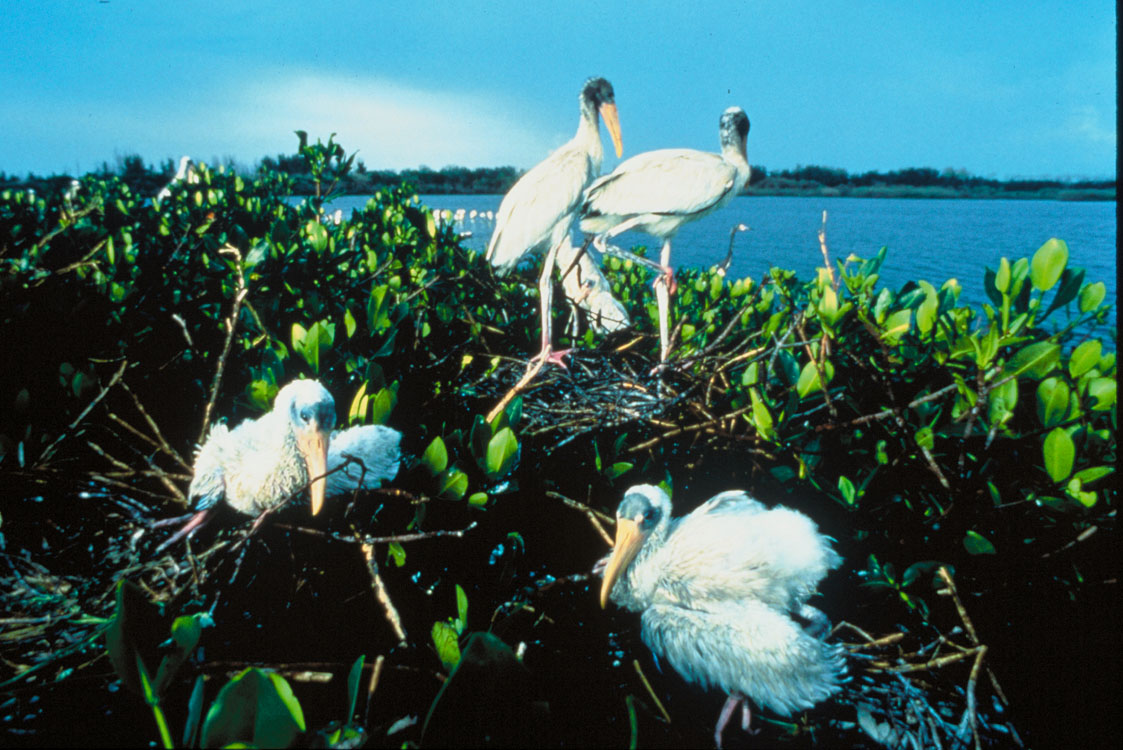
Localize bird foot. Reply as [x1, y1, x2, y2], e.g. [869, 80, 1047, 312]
[531, 346, 573, 370]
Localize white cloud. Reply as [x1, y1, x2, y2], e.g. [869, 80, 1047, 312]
[235, 72, 564, 169]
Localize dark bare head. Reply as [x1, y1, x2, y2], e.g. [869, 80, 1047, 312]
[581, 76, 623, 158]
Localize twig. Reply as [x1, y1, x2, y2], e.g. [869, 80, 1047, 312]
[36, 359, 128, 464]
[486, 355, 548, 423]
[361, 543, 407, 645]
[544, 491, 614, 545]
[365, 654, 385, 726]
[633, 659, 672, 724]
[198, 245, 249, 446]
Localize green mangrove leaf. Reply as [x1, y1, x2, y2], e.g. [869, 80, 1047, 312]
[1073, 465, 1114, 485]
[994, 258, 1011, 294]
[431, 622, 461, 672]
[1035, 377, 1071, 428]
[915, 281, 939, 335]
[468, 492, 489, 507]
[1068, 340, 1102, 379]
[153, 612, 210, 697]
[1004, 341, 1060, 380]
[1086, 377, 1116, 410]
[1030, 238, 1068, 291]
[606, 461, 634, 480]
[837, 475, 856, 506]
[881, 309, 911, 344]
[184, 675, 206, 748]
[386, 542, 405, 567]
[485, 427, 519, 478]
[1078, 281, 1106, 313]
[422, 436, 449, 475]
[901, 560, 942, 587]
[914, 426, 935, 451]
[963, 530, 996, 555]
[201, 668, 306, 749]
[1042, 427, 1075, 483]
[438, 469, 468, 500]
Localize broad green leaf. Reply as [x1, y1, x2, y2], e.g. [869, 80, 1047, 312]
[915, 281, 938, 335]
[438, 469, 468, 500]
[456, 584, 469, 626]
[431, 622, 461, 671]
[1035, 377, 1070, 427]
[1042, 427, 1075, 483]
[901, 560, 942, 587]
[837, 475, 856, 505]
[184, 675, 206, 748]
[1073, 465, 1113, 485]
[1030, 238, 1068, 291]
[485, 427, 519, 478]
[914, 426, 935, 451]
[422, 436, 449, 475]
[386, 542, 405, 567]
[963, 530, 996, 555]
[1086, 377, 1116, 410]
[606, 461, 634, 480]
[1069, 340, 1103, 379]
[749, 388, 774, 439]
[344, 308, 357, 339]
[468, 492, 488, 507]
[1004, 341, 1060, 380]
[201, 668, 306, 749]
[105, 579, 165, 700]
[1078, 281, 1106, 312]
[880, 309, 911, 344]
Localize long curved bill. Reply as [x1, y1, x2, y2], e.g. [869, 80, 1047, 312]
[600, 516, 644, 608]
[599, 102, 624, 158]
[296, 425, 331, 516]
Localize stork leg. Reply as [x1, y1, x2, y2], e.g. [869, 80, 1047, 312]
[154, 507, 216, 554]
[715, 691, 756, 748]
[654, 238, 673, 364]
[531, 236, 572, 368]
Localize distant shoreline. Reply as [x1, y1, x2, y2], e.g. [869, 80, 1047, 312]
[744, 183, 1115, 201]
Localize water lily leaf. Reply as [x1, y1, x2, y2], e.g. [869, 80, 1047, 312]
[963, 530, 996, 555]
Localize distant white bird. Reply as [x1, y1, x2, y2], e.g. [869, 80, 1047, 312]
[154, 380, 401, 552]
[600, 484, 843, 748]
[156, 155, 199, 201]
[555, 238, 630, 336]
[581, 107, 751, 363]
[486, 76, 623, 367]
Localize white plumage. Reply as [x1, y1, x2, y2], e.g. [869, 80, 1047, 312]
[600, 484, 843, 747]
[555, 238, 631, 336]
[486, 77, 623, 365]
[155, 380, 401, 552]
[580, 107, 752, 363]
[156, 155, 198, 201]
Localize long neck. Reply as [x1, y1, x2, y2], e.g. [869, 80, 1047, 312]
[723, 139, 752, 189]
[574, 103, 604, 173]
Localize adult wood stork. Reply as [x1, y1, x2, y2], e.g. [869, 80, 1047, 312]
[485, 76, 623, 366]
[599, 484, 843, 748]
[580, 107, 751, 364]
[154, 380, 401, 552]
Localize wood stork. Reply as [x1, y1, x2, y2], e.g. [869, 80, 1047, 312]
[485, 76, 623, 367]
[599, 484, 843, 748]
[580, 107, 751, 364]
[154, 380, 401, 552]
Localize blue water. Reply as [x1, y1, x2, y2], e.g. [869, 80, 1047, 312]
[327, 194, 1117, 333]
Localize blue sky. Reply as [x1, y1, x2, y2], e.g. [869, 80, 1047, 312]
[1, 1, 1115, 179]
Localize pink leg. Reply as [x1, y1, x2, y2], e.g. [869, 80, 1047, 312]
[714, 692, 756, 748]
[531, 237, 572, 369]
[154, 508, 215, 554]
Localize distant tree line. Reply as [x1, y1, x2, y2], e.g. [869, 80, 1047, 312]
[1, 152, 1114, 200]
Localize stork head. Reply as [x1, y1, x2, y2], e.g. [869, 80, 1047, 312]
[582, 76, 624, 158]
[276, 380, 337, 516]
[719, 106, 750, 154]
[600, 484, 671, 607]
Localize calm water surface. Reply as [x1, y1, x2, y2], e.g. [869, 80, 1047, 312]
[329, 194, 1117, 332]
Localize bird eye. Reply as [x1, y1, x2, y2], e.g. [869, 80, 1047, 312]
[300, 409, 313, 424]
